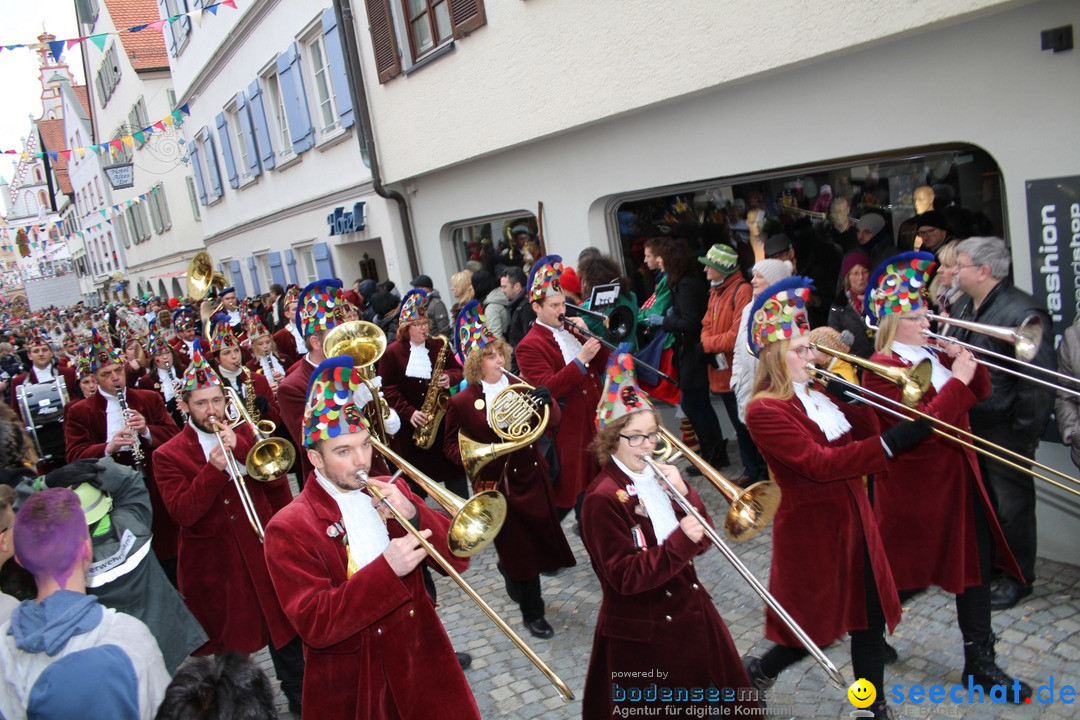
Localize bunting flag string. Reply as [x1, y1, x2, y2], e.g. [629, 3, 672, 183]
[0, 0, 238, 59]
[1, 105, 189, 158]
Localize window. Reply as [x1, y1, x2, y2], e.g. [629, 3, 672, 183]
[256, 254, 273, 289]
[161, 0, 192, 57]
[75, 0, 100, 25]
[185, 176, 201, 220]
[449, 213, 537, 272]
[147, 183, 171, 233]
[219, 258, 233, 287]
[114, 211, 131, 248]
[226, 105, 252, 180]
[262, 70, 293, 160]
[166, 88, 177, 109]
[365, 0, 486, 82]
[191, 127, 223, 203]
[95, 44, 123, 107]
[127, 202, 151, 244]
[404, 0, 452, 59]
[295, 246, 317, 284]
[93, 177, 103, 205]
[305, 32, 339, 134]
[130, 98, 150, 148]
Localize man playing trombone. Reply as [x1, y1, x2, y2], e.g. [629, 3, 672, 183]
[264, 356, 481, 720]
[153, 342, 303, 715]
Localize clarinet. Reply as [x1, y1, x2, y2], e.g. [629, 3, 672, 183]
[115, 386, 145, 470]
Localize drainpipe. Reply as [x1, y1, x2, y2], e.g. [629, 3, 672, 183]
[332, 0, 420, 280]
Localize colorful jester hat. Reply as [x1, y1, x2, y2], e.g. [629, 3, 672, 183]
[173, 307, 196, 332]
[74, 346, 93, 379]
[86, 328, 122, 373]
[303, 356, 368, 447]
[245, 311, 270, 341]
[747, 276, 815, 357]
[145, 318, 168, 357]
[181, 338, 222, 393]
[208, 313, 240, 353]
[865, 251, 937, 326]
[25, 328, 50, 350]
[455, 299, 496, 358]
[283, 284, 300, 307]
[398, 288, 429, 327]
[596, 352, 654, 429]
[296, 279, 348, 338]
[527, 255, 564, 303]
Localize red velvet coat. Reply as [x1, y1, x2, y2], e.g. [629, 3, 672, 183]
[272, 327, 302, 369]
[443, 383, 575, 580]
[135, 371, 187, 428]
[378, 338, 464, 482]
[63, 389, 181, 561]
[278, 357, 316, 484]
[581, 461, 754, 717]
[8, 363, 79, 409]
[168, 336, 196, 372]
[865, 351, 1022, 592]
[515, 323, 609, 509]
[154, 422, 296, 654]
[264, 474, 480, 720]
[745, 394, 901, 646]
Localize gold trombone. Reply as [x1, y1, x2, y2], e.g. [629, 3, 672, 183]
[207, 414, 268, 542]
[458, 368, 550, 482]
[812, 344, 933, 408]
[356, 468, 573, 701]
[653, 427, 781, 541]
[222, 386, 297, 482]
[639, 453, 846, 690]
[808, 365, 1080, 498]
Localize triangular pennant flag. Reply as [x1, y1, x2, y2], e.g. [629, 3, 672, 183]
[164, 116, 175, 127]
[66, 38, 84, 50]
[153, 120, 166, 131]
[113, 204, 121, 213]
[125, 199, 133, 208]
[89, 34, 108, 52]
[171, 110, 184, 123]
[128, 24, 148, 33]
[111, 139, 123, 152]
[222, 0, 237, 8]
[75, 147, 85, 158]
[133, 131, 146, 145]
[61, 150, 72, 160]
[122, 136, 135, 149]
[47, 40, 65, 61]
[148, 20, 166, 33]
[205, 4, 220, 15]
[46, 152, 58, 162]
[191, 9, 207, 27]
[99, 209, 108, 219]
[179, 103, 190, 116]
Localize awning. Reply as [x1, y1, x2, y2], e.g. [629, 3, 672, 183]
[149, 269, 187, 280]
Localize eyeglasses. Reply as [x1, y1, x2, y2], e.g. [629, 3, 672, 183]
[789, 345, 815, 359]
[619, 431, 660, 447]
[955, 263, 979, 271]
[915, 228, 941, 237]
[900, 314, 930, 324]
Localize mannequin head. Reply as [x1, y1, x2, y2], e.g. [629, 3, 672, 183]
[830, 197, 851, 232]
[913, 186, 935, 215]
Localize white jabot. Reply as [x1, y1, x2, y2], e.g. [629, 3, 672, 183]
[537, 321, 583, 366]
[288, 324, 307, 355]
[99, 389, 124, 448]
[183, 338, 196, 356]
[405, 342, 433, 380]
[157, 368, 179, 402]
[227, 309, 242, 326]
[892, 342, 951, 392]
[32, 365, 54, 382]
[480, 375, 510, 429]
[610, 455, 680, 545]
[190, 419, 219, 462]
[314, 469, 390, 570]
[792, 381, 852, 442]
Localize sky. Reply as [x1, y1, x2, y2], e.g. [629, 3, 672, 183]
[0, 0, 85, 187]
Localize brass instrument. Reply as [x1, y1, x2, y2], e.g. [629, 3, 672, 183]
[558, 314, 677, 386]
[458, 368, 550, 484]
[565, 302, 635, 343]
[356, 469, 572, 701]
[369, 435, 505, 557]
[186, 251, 229, 342]
[242, 367, 259, 424]
[208, 414, 267, 542]
[812, 344, 933, 408]
[222, 386, 296, 482]
[323, 320, 391, 442]
[653, 427, 780, 541]
[412, 335, 450, 449]
[809, 365, 1080, 499]
[114, 386, 145, 471]
[639, 453, 846, 690]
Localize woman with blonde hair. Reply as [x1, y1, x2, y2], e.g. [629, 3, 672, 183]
[449, 270, 475, 351]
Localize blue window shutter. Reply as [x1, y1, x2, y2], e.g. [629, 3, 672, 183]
[189, 141, 207, 205]
[284, 249, 298, 285]
[247, 257, 261, 295]
[276, 43, 315, 153]
[321, 8, 354, 129]
[235, 92, 261, 178]
[157, 0, 176, 56]
[204, 131, 223, 198]
[229, 259, 247, 298]
[215, 112, 239, 189]
[247, 79, 276, 170]
[268, 251, 286, 286]
[312, 242, 334, 279]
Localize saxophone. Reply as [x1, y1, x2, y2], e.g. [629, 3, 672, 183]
[412, 335, 450, 450]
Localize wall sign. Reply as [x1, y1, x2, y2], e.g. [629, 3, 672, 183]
[327, 201, 366, 236]
[1027, 175, 1080, 345]
[104, 163, 134, 190]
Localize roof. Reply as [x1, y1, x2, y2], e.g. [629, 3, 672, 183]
[36, 119, 73, 196]
[73, 85, 91, 116]
[102, 0, 169, 71]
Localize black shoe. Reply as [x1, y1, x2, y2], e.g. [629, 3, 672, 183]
[742, 655, 774, 708]
[541, 567, 561, 578]
[962, 633, 1033, 703]
[456, 652, 473, 670]
[712, 441, 730, 469]
[883, 640, 898, 664]
[989, 578, 1033, 610]
[524, 617, 555, 639]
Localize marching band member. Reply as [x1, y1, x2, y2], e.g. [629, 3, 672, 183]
[273, 285, 304, 369]
[72, 348, 97, 401]
[136, 320, 188, 427]
[245, 312, 287, 394]
[378, 288, 467, 498]
[56, 327, 81, 370]
[168, 308, 198, 371]
[278, 280, 352, 489]
[153, 342, 303, 715]
[217, 286, 247, 343]
[443, 301, 575, 638]
[581, 352, 755, 717]
[863, 252, 1033, 700]
[7, 331, 79, 409]
[117, 316, 148, 389]
[515, 255, 607, 524]
[208, 315, 280, 429]
[265, 356, 480, 720]
[63, 329, 181, 577]
[742, 277, 930, 719]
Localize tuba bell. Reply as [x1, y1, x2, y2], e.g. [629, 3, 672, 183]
[323, 320, 392, 442]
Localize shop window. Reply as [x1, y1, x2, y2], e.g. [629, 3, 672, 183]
[447, 212, 539, 273]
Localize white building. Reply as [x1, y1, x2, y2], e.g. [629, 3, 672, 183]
[75, 0, 206, 300]
[163, 0, 403, 300]
[345, 0, 1080, 561]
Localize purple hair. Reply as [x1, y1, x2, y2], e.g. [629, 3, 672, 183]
[14, 488, 89, 587]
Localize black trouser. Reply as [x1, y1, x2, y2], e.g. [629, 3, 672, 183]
[719, 391, 767, 480]
[267, 634, 305, 710]
[955, 497, 995, 645]
[978, 443, 1037, 584]
[504, 574, 545, 622]
[556, 492, 585, 524]
[759, 549, 886, 697]
[680, 385, 724, 457]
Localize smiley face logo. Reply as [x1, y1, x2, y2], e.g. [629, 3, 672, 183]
[847, 678, 876, 709]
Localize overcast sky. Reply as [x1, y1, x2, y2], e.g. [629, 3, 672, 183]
[0, 0, 84, 188]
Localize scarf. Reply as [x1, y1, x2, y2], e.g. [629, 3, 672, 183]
[792, 381, 852, 442]
[892, 341, 951, 392]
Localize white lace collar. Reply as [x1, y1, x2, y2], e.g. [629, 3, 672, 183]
[892, 342, 951, 392]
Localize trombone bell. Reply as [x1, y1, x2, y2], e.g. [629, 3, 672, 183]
[927, 312, 1044, 362]
[246, 437, 297, 483]
[812, 344, 932, 408]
